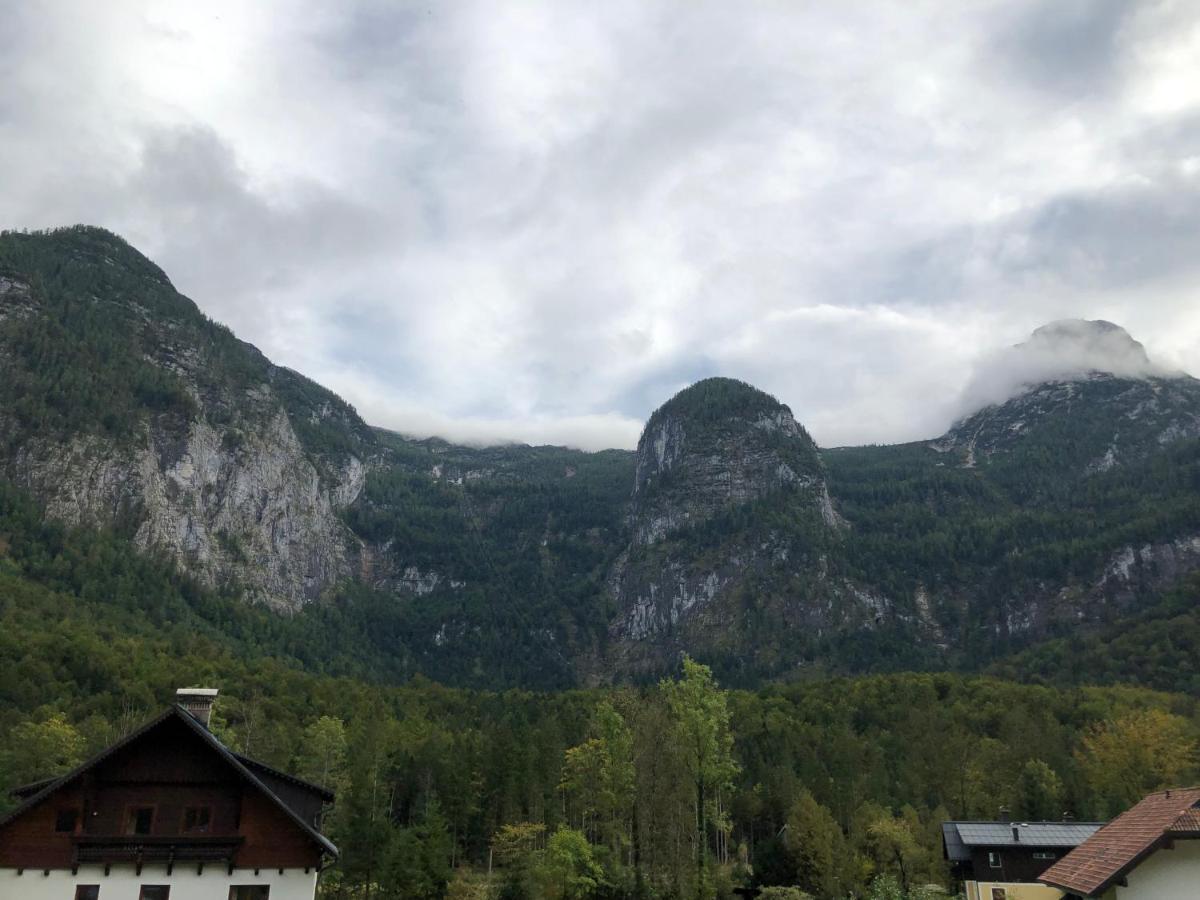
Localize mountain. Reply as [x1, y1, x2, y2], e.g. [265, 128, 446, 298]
[603, 379, 865, 678]
[0, 227, 372, 609]
[3, 227, 1200, 689]
[935, 320, 1200, 475]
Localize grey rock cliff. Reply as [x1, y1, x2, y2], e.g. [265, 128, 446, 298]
[605, 379, 850, 674]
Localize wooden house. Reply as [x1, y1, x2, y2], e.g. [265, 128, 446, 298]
[0, 689, 337, 900]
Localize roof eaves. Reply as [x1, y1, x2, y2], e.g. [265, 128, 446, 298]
[234, 753, 335, 802]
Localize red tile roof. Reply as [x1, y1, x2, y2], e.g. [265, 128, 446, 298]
[1039, 788, 1200, 897]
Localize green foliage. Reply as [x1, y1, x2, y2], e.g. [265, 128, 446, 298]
[824, 434, 1200, 668]
[784, 790, 845, 898]
[990, 574, 1200, 694]
[663, 657, 740, 899]
[1075, 708, 1197, 816]
[0, 226, 371, 461]
[1, 713, 85, 786]
[645, 378, 796, 432]
[538, 827, 603, 900]
[380, 799, 454, 900]
[1012, 759, 1063, 821]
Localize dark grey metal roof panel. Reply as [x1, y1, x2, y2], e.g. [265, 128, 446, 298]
[942, 823, 970, 861]
[946, 821, 1104, 848]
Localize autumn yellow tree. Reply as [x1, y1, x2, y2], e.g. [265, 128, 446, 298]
[1077, 709, 1197, 814]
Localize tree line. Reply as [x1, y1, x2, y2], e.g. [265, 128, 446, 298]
[3, 657, 1197, 900]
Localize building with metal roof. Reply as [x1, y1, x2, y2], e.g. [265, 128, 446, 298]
[944, 817, 1105, 900]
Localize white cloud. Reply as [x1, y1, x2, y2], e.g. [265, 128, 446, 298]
[1, 0, 1199, 450]
[955, 319, 1177, 419]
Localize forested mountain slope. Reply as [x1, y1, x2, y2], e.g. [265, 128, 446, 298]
[3, 226, 1200, 688]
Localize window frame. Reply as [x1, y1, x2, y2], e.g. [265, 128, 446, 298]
[124, 805, 157, 836]
[180, 805, 213, 834]
[74, 886, 100, 900]
[988, 850, 1002, 868]
[56, 807, 81, 833]
[228, 887, 271, 900]
[138, 886, 170, 900]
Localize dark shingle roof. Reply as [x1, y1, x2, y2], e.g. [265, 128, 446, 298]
[1040, 788, 1200, 897]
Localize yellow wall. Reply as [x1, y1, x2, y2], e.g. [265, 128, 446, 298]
[966, 881, 1065, 900]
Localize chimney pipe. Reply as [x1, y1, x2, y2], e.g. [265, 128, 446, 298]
[176, 688, 219, 729]
[1012, 825, 1020, 842]
[1063, 812, 1075, 823]
[999, 806, 1010, 823]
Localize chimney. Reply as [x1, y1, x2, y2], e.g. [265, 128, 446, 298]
[1012, 825, 1021, 842]
[176, 688, 219, 728]
[998, 806, 1010, 823]
[1063, 812, 1075, 823]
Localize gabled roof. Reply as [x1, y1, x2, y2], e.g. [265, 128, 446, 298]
[942, 821, 1104, 861]
[1039, 788, 1200, 897]
[0, 705, 338, 859]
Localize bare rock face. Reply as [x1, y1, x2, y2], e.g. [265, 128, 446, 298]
[14, 414, 365, 609]
[628, 378, 830, 545]
[606, 378, 852, 675]
[0, 228, 368, 610]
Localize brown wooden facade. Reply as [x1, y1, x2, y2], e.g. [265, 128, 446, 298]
[0, 706, 336, 873]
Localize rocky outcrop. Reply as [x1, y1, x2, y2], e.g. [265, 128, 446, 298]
[628, 379, 828, 545]
[0, 228, 369, 610]
[937, 321, 1200, 470]
[0, 275, 35, 323]
[9, 400, 365, 610]
[606, 379, 849, 673]
[936, 375, 1200, 469]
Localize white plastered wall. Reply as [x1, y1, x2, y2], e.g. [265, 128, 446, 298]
[0, 863, 317, 900]
[1112, 839, 1200, 900]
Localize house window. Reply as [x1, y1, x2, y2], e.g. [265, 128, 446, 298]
[229, 887, 271, 900]
[75, 887, 100, 900]
[991, 890, 1007, 900]
[181, 806, 212, 834]
[56, 808, 80, 832]
[139, 888, 170, 900]
[126, 806, 155, 836]
[988, 850, 1002, 868]
[1032, 851, 1057, 860]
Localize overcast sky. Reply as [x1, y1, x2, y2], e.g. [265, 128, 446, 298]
[2, 1, 1199, 449]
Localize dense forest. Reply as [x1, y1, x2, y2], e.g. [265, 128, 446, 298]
[3, 478, 1200, 899]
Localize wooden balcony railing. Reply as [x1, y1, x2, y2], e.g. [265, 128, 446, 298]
[71, 834, 244, 873]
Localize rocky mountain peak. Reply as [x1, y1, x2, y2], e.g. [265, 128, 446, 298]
[1020, 318, 1155, 373]
[629, 377, 826, 545]
[936, 319, 1200, 471]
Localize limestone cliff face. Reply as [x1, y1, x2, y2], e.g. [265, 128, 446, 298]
[607, 379, 852, 674]
[10, 409, 365, 609]
[630, 396, 838, 545]
[0, 229, 368, 610]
